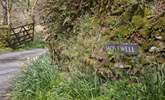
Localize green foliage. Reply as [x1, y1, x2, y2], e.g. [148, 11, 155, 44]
[12, 55, 101, 100]
[153, 16, 165, 31]
[95, 64, 165, 100]
[132, 15, 145, 28]
[43, 0, 165, 66]
[36, 0, 165, 99]
[18, 37, 45, 50]
[141, 64, 165, 100]
[18, 41, 45, 50]
[12, 55, 58, 100]
[79, 16, 99, 33]
[0, 42, 6, 48]
[61, 16, 108, 73]
[0, 47, 12, 53]
[44, 0, 113, 35]
[103, 80, 144, 100]
[113, 26, 131, 38]
[12, 55, 165, 100]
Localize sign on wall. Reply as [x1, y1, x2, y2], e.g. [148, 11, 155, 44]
[104, 43, 139, 55]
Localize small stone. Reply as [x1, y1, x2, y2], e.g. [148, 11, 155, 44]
[149, 46, 160, 53]
[35, 25, 44, 33]
[114, 62, 124, 68]
[155, 36, 163, 40]
[157, 41, 165, 50]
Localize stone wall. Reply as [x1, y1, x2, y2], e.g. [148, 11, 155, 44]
[0, 25, 10, 47]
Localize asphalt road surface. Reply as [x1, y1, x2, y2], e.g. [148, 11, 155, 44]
[0, 49, 47, 100]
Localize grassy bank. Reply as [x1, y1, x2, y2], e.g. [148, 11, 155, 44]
[11, 0, 165, 99]
[12, 55, 165, 100]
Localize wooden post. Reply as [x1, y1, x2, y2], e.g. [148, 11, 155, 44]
[30, 0, 39, 41]
[32, 15, 35, 41]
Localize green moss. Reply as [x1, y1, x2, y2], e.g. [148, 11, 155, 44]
[132, 15, 145, 28]
[114, 26, 132, 37]
[0, 47, 12, 53]
[144, 7, 153, 17]
[0, 25, 11, 48]
[79, 16, 99, 34]
[102, 16, 118, 27]
[154, 17, 165, 31]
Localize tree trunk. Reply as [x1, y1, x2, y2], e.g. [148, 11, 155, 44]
[0, 0, 8, 25]
[7, 0, 10, 25]
[0, 0, 12, 25]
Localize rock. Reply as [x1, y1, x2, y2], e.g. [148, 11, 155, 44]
[157, 41, 165, 50]
[0, 20, 3, 24]
[35, 25, 45, 33]
[149, 46, 160, 53]
[114, 62, 125, 68]
[155, 36, 163, 40]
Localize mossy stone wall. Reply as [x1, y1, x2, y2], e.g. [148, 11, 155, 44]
[0, 25, 11, 47]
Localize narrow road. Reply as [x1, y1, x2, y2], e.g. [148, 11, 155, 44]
[0, 49, 47, 100]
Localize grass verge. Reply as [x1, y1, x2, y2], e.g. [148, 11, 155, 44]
[12, 55, 165, 100]
[12, 55, 101, 100]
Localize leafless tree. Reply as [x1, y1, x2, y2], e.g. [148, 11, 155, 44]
[0, 0, 8, 25]
[0, 0, 13, 25]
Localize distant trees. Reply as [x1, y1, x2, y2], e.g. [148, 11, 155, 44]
[0, 0, 13, 25]
[0, 0, 40, 25]
[0, 0, 9, 25]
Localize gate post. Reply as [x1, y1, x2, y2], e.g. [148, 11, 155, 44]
[32, 15, 35, 41]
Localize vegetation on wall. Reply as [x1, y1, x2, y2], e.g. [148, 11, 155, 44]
[0, 25, 11, 51]
[43, 0, 165, 73]
[11, 0, 165, 99]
